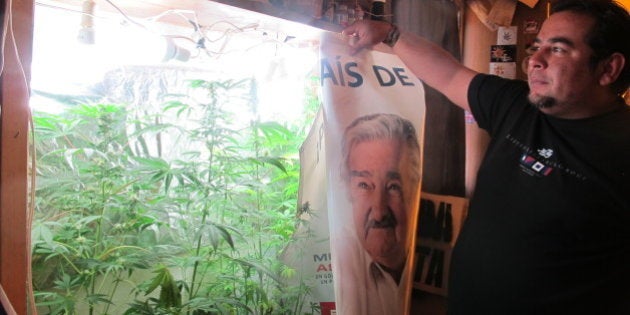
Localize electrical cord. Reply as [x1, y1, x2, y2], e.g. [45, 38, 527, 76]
[33, 0, 302, 62]
[0, 0, 9, 76]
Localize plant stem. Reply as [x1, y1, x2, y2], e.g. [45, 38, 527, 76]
[103, 271, 121, 315]
[189, 206, 209, 305]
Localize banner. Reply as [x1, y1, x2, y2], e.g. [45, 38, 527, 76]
[282, 108, 336, 313]
[414, 192, 469, 296]
[320, 32, 426, 315]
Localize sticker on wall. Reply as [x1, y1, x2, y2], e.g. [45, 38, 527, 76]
[490, 62, 517, 79]
[523, 19, 540, 34]
[497, 26, 518, 45]
[490, 45, 516, 63]
[489, 44, 517, 78]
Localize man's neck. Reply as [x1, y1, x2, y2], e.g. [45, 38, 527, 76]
[375, 262, 404, 285]
[541, 94, 624, 119]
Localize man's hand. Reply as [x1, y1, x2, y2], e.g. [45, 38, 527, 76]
[342, 20, 393, 55]
[343, 18, 476, 111]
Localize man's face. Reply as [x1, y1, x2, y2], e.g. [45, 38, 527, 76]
[347, 138, 412, 270]
[527, 11, 601, 118]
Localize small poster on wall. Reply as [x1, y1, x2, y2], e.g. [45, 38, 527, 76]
[497, 26, 518, 45]
[490, 44, 517, 79]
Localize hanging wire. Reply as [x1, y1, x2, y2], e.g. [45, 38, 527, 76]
[38, 0, 304, 60]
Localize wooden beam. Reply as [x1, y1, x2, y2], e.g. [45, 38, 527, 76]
[1, 0, 34, 314]
[36, 0, 338, 35]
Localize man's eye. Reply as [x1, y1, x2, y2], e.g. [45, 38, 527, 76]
[552, 46, 566, 53]
[530, 45, 540, 52]
[357, 182, 371, 190]
[387, 183, 402, 193]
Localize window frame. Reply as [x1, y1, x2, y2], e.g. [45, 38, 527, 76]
[1, 0, 34, 314]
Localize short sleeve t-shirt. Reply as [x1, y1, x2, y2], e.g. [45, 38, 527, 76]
[447, 74, 630, 314]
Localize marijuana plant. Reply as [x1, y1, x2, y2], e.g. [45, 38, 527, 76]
[32, 77, 318, 315]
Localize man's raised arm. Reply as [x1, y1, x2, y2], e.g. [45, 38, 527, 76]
[343, 20, 478, 112]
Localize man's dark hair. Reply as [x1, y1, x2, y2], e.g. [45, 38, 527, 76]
[552, 0, 630, 94]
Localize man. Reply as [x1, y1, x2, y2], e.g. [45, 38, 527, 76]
[343, 0, 630, 313]
[341, 113, 421, 315]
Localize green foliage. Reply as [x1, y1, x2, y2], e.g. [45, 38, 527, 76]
[32, 77, 319, 314]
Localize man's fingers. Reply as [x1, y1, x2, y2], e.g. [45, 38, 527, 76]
[342, 26, 357, 37]
[342, 20, 364, 37]
[346, 36, 367, 55]
[341, 20, 376, 55]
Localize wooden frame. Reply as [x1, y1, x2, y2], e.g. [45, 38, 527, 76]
[1, 0, 34, 314]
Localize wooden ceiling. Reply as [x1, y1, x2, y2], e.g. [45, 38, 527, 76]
[36, 0, 338, 40]
[37, 0, 629, 34]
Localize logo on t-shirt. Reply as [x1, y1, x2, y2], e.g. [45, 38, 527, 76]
[520, 154, 554, 176]
[537, 148, 553, 159]
[506, 134, 588, 180]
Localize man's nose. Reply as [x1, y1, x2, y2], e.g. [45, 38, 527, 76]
[528, 48, 547, 71]
[371, 188, 390, 220]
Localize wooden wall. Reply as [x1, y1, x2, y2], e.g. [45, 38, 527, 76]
[463, 0, 550, 197]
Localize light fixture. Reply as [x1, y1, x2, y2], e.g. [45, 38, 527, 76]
[77, 0, 96, 44]
[162, 37, 191, 62]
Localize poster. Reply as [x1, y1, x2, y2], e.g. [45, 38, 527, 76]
[413, 192, 469, 296]
[320, 32, 426, 315]
[490, 44, 517, 79]
[282, 108, 336, 313]
[497, 26, 517, 45]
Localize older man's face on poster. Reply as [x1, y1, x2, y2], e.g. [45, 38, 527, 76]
[347, 138, 412, 269]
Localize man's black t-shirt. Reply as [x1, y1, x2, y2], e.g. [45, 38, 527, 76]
[448, 74, 630, 314]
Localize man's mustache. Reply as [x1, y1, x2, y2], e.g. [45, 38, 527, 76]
[364, 209, 397, 238]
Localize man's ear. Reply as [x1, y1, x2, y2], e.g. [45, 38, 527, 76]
[598, 52, 625, 87]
